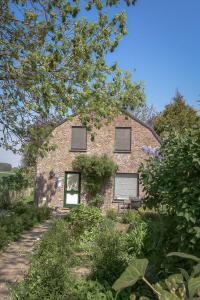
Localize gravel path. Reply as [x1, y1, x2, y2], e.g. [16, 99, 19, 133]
[0, 219, 53, 300]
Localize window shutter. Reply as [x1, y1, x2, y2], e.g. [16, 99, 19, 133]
[114, 174, 138, 200]
[71, 127, 87, 150]
[115, 128, 131, 152]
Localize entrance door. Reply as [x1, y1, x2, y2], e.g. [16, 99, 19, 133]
[64, 172, 81, 207]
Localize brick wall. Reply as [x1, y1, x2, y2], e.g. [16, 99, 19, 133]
[36, 114, 160, 210]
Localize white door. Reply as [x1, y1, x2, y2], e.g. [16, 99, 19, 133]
[64, 172, 80, 207]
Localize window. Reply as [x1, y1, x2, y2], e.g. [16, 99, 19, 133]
[114, 173, 138, 201]
[64, 172, 81, 207]
[115, 127, 131, 152]
[71, 127, 87, 151]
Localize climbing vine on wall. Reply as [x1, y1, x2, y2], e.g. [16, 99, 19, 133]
[72, 155, 118, 207]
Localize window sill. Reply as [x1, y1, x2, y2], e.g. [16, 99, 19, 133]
[70, 149, 87, 152]
[112, 199, 128, 203]
[114, 151, 131, 154]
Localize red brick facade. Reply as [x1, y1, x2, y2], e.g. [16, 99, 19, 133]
[36, 113, 160, 210]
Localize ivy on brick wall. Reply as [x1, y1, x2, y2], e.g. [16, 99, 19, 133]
[72, 155, 118, 207]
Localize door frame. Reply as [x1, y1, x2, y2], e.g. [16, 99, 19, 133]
[63, 171, 81, 208]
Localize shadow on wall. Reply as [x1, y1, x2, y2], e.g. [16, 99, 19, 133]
[35, 171, 58, 207]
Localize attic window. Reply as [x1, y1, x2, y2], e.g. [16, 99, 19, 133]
[71, 127, 87, 151]
[115, 127, 131, 153]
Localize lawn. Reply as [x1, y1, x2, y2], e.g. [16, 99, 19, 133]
[0, 171, 15, 178]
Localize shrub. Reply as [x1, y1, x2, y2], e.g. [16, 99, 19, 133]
[89, 193, 104, 207]
[91, 225, 129, 285]
[0, 227, 10, 250]
[12, 220, 76, 300]
[0, 202, 51, 251]
[126, 218, 148, 257]
[0, 169, 31, 209]
[65, 204, 103, 236]
[71, 280, 115, 300]
[139, 129, 200, 254]
[106, 208, 118, 221]
[121, 210, 137, 224]
[73, 155, 118, 206]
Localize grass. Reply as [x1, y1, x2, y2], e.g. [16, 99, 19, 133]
[0, 171, 15, 178]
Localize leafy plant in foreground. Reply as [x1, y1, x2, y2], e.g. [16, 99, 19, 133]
[112, 252, 200, 299]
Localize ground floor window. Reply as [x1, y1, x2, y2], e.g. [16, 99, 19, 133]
[64, 172, 81, 207]
[114, 173, 139, 201]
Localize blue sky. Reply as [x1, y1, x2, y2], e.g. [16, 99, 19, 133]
[1, 0, 200, 166]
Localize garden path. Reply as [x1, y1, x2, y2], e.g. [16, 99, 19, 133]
[0, 211, 67, 300]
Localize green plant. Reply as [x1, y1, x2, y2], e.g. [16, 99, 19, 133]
[12, 220, 77, 300]
[65, 204, 103, 236]
[0, 202, 51, 251]
[139, 129, 200, 254]
[73, 155, 118, 206]
[0, 169, 31, 209]
[71, 280, 115, 300]
[121, 210, 138, 224]
[90, 193, 104, 208]
[112, 252, 200, 300]
[126, 219, 148, 257]
[91, 225, 129, 285]
[106, 209, 118, 221]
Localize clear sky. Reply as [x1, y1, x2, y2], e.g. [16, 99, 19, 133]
[1, 0, 200, 166]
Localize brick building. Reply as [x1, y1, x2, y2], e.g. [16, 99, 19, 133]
[36, 112, 160, 210]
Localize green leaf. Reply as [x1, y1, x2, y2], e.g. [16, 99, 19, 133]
[112, 258, 148, 292]
[188, 277, 200, 298]
[160, 290, 181, 300]
[165, 274, 183, 291]
[167, 252, 200, 263]
[179, 268, 189, 281]
[192, 264, 200, 277]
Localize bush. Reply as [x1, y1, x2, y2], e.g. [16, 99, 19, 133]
[71, 280, 115, 300]
[65, 204, 103, 236]
[89, 193, 104, 207]
[73, 155, 118, 206]
[0, 202, 51, 251]
[12, 220, 76, 300]
[0, 169, 31, 209]
[106, 208, 118, 221]
[139, 129, 200, 254]
[91, 225, 129, 285]
[121, 210, 137, 224]
[126, 218, 148, 257]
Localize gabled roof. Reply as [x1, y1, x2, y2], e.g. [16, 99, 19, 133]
[125, 111, 161, 144]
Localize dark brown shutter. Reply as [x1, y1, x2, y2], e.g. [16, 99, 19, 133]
[71, 127, 87, 150]
[115, 128, 131, 152]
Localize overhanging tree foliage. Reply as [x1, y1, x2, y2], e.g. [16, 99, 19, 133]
[0, 0, 144, 156]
